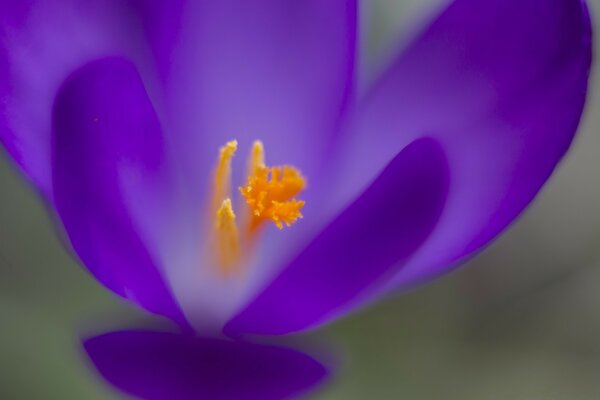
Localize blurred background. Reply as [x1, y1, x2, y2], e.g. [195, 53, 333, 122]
[1, 0, 599, 399]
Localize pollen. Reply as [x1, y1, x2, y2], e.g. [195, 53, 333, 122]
[210, 140, 306, 275]
[240, 160, 306, 232]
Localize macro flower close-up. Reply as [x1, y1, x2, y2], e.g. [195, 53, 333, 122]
[0, 0, 595, 399]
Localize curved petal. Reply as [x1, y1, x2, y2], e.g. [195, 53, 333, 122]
[83, 330, 329, 400]
[163, 0, 357, 198]
[52, 58, 187, 326]
[332, 0, 592, 289]
[151, 0, 358, 332]
[0, 1, 125, 195]
[122, 0, 186, 83]
[226, 138, 449, 335]
[0, 0, 186, 197]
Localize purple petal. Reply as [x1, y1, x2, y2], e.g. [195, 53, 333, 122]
[226, 138, 449, 335]
[0, 1, 125, 196]
[162, 0, 357, 200]
[334, 0, 592, 289]
[0, 0, 185, 197]
[84, 330, 329, 400]
[52, 58, 187, 326]
[123, 0, 186, 83]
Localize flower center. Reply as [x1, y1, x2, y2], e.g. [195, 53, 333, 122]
[211, 140, 306, 275]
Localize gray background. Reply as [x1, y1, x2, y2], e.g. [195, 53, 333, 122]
[1, 1, 599, 398]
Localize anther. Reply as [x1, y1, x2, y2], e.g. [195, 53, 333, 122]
[215, 198, 240, 273]
[210, 140, 306, 275]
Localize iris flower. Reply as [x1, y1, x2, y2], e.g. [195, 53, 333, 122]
[0, 0, 592, 398]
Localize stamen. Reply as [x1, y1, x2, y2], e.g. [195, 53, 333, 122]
[248, 140, 265, 177]
[270, 199, 305, 229]
[212, 141, 239, 275]
[212, 140, 237, 213]
[240, 162, 306, 233]
[210, 139, 306, 275]
[215, 199, 240, 273]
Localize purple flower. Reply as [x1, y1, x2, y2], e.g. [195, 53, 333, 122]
[0, 0, 592, 399]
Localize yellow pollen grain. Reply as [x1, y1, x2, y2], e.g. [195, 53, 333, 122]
[270, 199, 305, 229]
[240, 163, 306, 233]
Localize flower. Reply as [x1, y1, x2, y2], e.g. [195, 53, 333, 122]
[0, 0, 592, 399]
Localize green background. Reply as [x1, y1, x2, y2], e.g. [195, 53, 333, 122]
[1, 1, 599, 398]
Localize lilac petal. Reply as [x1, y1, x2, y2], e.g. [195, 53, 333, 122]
[163, 0, 357, 199]
[0, 0, 185, 198]
[52, 58, 187, 326]
[334, 0, 592, 289]
[84, 330, 329, 400]
[0, 1, 126, 196]
[226, 138, 449, 335]
[123, 0, 186, 83]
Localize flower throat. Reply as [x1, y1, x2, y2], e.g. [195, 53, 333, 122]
[211, 140, 306, 275]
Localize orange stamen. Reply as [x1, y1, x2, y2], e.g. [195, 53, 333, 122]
[214, 198, 240, 274]
[240, 160, 306, 234]
[210, 140, 306, 275]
